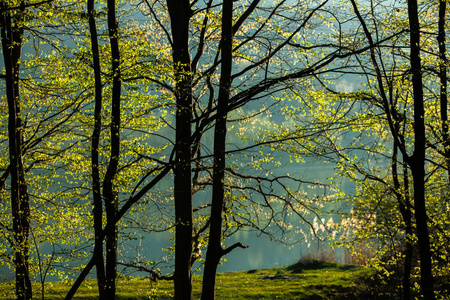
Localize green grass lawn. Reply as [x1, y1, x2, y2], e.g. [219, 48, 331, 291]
[0, 260, 377, 299]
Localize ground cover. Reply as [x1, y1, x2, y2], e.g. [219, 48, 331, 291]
[0, 260, 378, 299]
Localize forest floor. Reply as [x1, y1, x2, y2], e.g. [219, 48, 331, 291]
[0, 259, 393, 299]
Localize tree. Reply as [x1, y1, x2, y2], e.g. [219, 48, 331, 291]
[405, 0, 434, 296]
[64, 1, 176, 296]
[165, 1, 195, 299]
[0, 1, 173, 298]
[284, 0, 449, 297]
[1, 2, 93, 298]
[437, 0, 449, 180]
[87, 0, 106, 295]
[102, 0, 121, 296]
[201, 1, 234, 298]
[347, 0, 438, 296]
[146, 0, 379, 297]
[0, 2, 31, 299]
[7, 1, 447, 299]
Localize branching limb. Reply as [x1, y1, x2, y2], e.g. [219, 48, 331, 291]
[117, 262, 174, 281]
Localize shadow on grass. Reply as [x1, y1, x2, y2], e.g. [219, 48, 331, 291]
[287, 258, 357, 272]
[285, 259, 396, 299]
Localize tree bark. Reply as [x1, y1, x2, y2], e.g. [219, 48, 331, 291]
[407, 0, 435, 297]
[0, 2, 32, 299]
[437, 0, 449, 180]
[87, 0, 106, 296]
[103, 0, 121, 297]
[201, 1, 233, 299]
[167, 1, 194, 299]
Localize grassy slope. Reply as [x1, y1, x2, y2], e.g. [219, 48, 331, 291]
[0, 260, 377, 299]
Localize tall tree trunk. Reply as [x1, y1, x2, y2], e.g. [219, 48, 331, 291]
[437, 0, 449, 180]
[103, 0, 121, 297]
[407, 0, 435, 297]
[167, 1, 194, 299]
[0, 2, 32, 299]
[87, 0, 106, 296]
[201, 1, 233, 299]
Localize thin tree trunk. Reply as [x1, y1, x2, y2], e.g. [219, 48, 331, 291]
[103, 0, 121, 297]
[392, 143, 413, 300]
[167, 1, 194, 299]
[87, 0, 106, 296]
[0, 2, 31, 299]
[437, 0, 449, 180]
[407, 0, 434, 297]
[402, 162, 413, 300]
[201, 1, 233, 299]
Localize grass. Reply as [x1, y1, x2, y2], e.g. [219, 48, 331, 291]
[0, 260, 377, 299]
